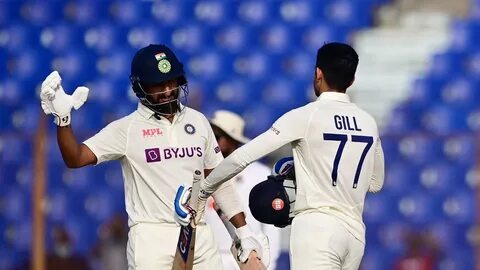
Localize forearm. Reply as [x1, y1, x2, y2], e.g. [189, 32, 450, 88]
[57, 126, 86, 168]
[202, 131, 290, 195]
[213, 180, 244, 221]
[229, 212, 247, 228]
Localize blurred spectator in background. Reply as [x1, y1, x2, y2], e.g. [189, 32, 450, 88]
[393, 231, 441, 270]
[15, 225, 90, 270]
[91, 214, 128, 270]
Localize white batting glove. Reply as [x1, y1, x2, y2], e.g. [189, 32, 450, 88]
[236, 226, 267, 265]
[173, 184, 195, 227]
[40, 71, 89, 126]
[193, 195, 207, 226]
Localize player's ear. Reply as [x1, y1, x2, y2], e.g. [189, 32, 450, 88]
[348, 76, 355, 88]
[315, 67, 323, 82]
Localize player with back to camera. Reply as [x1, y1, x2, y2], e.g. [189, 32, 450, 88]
[39, 44, 267, 270]
[191, 42, 385, 270]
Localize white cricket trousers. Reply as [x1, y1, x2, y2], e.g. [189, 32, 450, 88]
[127, 223, 223, 270]
[290, 212, 365, 270]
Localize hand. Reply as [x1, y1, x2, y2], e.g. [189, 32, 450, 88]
[173, 184, 195, 227]
[235, 226, 267, 264]
[240, 251, 267, 270]
[192, 187, 209, 225]
[193, 194, 207, 226]
[40, 70, 89, 126]
[272, 156, 294, 176]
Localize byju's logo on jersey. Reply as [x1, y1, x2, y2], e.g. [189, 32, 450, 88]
[144, 146, 203, 163]
[145, 148, 161, 163]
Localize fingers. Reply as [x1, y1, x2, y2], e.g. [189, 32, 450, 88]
[237, 233, 264, 263]
[40, 100, 52, 115]
[174, 185, 194, 226]
[40, 70, 62, 101]
[42, 71, 62, 90]
[241, 252, 266, 270]
[193, 196, 207, 225]
[272, 156, 294, 176]
[71, 86, 90, 110]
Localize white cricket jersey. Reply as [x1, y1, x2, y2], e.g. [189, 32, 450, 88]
[203, 92, 385, 243]
[84, 103, 223, 226]
[204, 162, 281, 270]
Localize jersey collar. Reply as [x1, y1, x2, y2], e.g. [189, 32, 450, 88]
[137, 102, 156, 119]
[316, 92, 351, 103]
[136, 102, 186, 122]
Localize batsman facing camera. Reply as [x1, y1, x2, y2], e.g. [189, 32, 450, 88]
[39, 43, 263, 269]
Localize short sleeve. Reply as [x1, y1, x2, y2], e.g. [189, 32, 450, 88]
[83, 118, 129, 164]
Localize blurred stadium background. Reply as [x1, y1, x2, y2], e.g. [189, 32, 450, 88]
[1, 0, 479, 269]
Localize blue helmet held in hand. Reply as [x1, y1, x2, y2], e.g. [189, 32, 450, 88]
[249, 157, 296, 228]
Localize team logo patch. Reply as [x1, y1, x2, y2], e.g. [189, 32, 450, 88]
[184, 124, 195, 135]
[272, 198, 284, 211]
[158, 59, 171, 73]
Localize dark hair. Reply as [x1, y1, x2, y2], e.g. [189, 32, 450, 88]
[316, 42, 359, 92]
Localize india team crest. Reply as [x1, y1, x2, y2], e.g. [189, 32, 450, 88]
[155, 52, 171, 73]
[158, 59, 171, 73]
[184, 124, 196, 135]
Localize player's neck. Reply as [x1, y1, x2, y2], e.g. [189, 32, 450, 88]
[166, 115, 175, 123]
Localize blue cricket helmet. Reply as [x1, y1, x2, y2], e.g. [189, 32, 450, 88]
[249, 173, 296, 228]
[130, 44, 188, 116]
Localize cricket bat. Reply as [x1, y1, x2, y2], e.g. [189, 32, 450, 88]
[172, 170, 202, 270]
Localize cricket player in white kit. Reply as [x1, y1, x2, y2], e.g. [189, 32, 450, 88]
[39, 44, 265, 270]
[204, 110, 281, 270]
[194, 42, 385, 269]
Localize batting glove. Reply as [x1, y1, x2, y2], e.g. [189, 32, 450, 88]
[272, 156, 294, 176]
[236, 226, 267, 265]
[40, 71, 89, 126]
[193, 195, 207, 226]
[173, 184, 195, 227]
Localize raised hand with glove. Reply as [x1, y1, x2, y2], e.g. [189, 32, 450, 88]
[40, 70, 89, 126]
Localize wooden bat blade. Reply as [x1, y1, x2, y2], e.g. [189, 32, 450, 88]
[172, 224, 196, 270]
